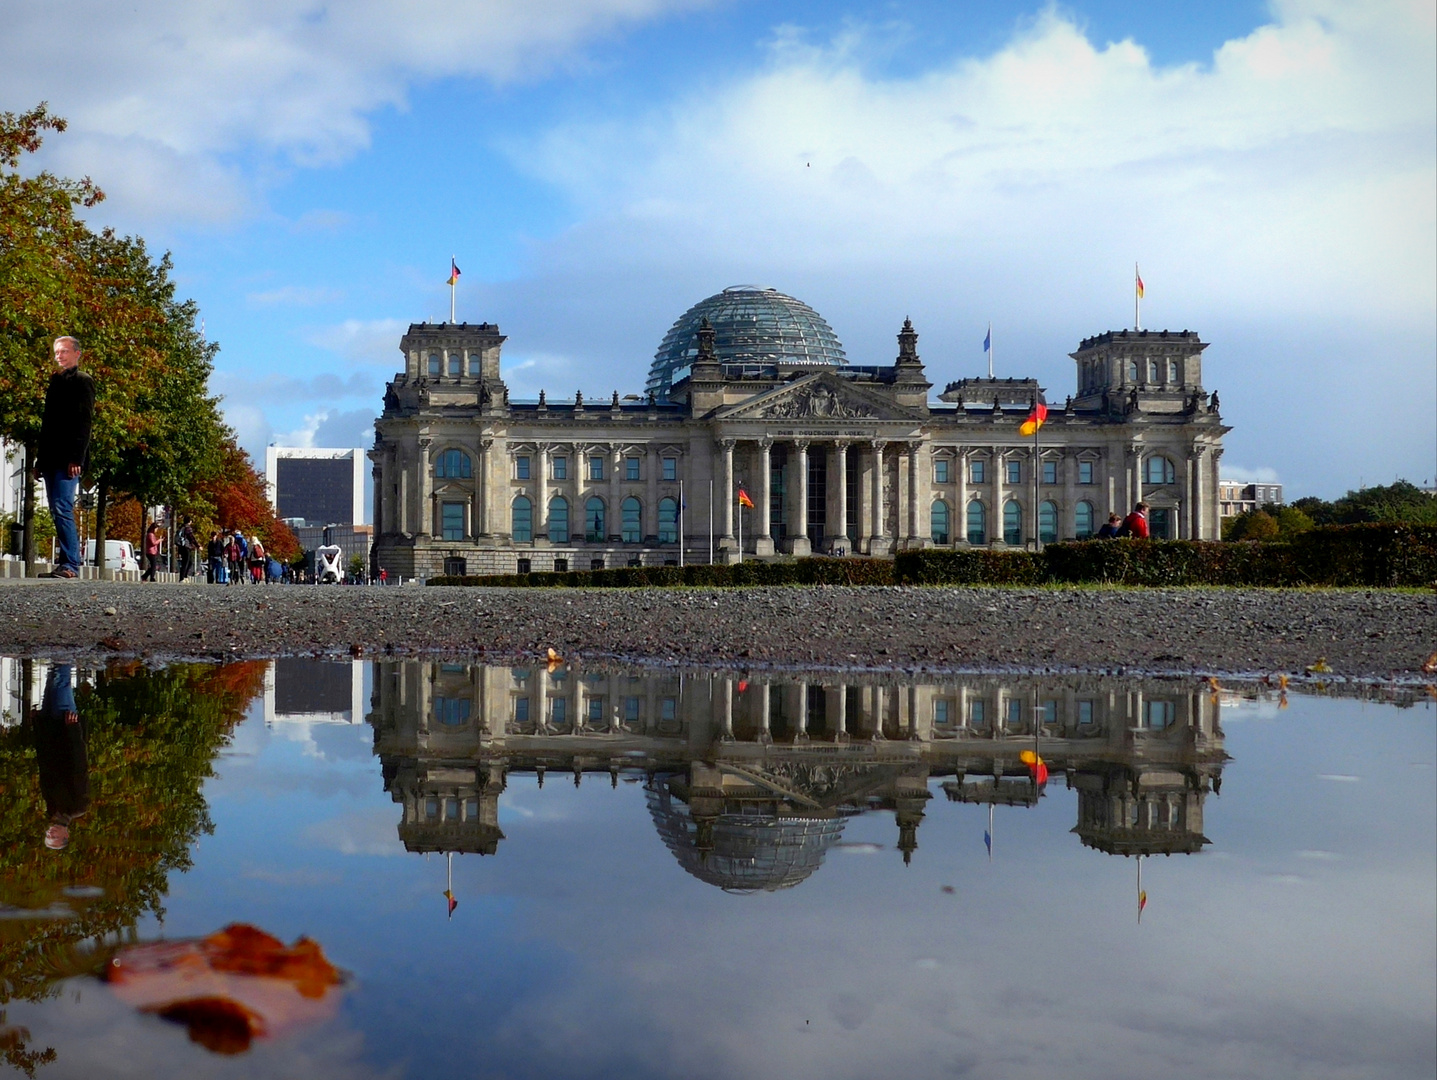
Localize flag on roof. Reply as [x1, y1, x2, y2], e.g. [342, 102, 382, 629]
[1135, 266, 1144, 299]
[448, 259, 461, 286]
[737, 487, 755, 509]
[983, 325, 991, 353]
[1018, 401, 1048, 437]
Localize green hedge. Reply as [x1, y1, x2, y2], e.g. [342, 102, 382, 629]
[428, 524, 1437, 589]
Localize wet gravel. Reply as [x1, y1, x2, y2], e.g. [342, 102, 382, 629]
[0, 579, 1432, 681]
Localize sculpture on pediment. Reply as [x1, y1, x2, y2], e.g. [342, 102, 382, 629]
[759, 384, 876, 420]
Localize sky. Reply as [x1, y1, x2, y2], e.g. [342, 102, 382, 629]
[2, 0, 1434, 502]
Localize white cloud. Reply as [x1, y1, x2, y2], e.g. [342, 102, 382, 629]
[2, 0, 710, 223]
[302, 807, 405, 856]
[303, 318, 410, 366]
[1221, 464, 1284, 484]
[246, 285, 346, 306]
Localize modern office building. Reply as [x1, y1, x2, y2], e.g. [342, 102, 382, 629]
[371, 286, 1231, 578]
[1218, 479, 1284, 518]
[264, 446, 365, 528]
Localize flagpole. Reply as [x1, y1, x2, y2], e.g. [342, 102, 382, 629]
[736, 480, 743, 565]
[987, 802, 993, 862]
[708, 480, 714, 565]
[1134, 262, 1140, 332]
[678, 481, 685, 567]
[450, 255, 457, 324]
[987, 322, 993, 379]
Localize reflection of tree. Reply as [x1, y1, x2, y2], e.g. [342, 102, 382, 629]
[0, 662, 265, 1022]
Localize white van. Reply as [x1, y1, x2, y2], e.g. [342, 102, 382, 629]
[83, 539, 141, 573]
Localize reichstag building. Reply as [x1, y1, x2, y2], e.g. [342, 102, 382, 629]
[371, 286, 1229, 578]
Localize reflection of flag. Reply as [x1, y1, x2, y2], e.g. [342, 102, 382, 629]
[737, 680, 749, 693]
[737, 487, 755, 509]
[444, 889, 458, 918]
[983, 829, 992, 856]
[1138, 889, 1148, 919]
[1018, 401, 1048, 437]
[448, 259, 461, 285]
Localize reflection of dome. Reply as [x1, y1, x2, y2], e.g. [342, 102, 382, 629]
[646, 775, 847, 892]
[647, 286, 847, 401]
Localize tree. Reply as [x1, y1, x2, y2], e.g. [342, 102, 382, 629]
[187, 436, 300, 561]
[1225, 509, 1279, 542]
[1290, 481, 1437, 526]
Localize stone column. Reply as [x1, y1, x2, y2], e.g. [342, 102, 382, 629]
[537, 444, 550, 541]
[835, 684, 849, 743]
[610, 443, 623, 542]
[794, 683, 809, 743]
[833, 441, 849, 554]
[758, 683, 772, 744]
[756, 438, 775, 557]
[956, 450, 968, 544]
[372, 463, 385, 537]
[720, 439, 735, 545]
[907, 442, 922, 548]
[417, 438, 433, 537]
[870, 440, 888, 555]
[719, 678, 734, 742]
[993, 449, 1005, 545]
[872, 685, 887, 741]
[791, 439, 811, 556]
[646, 445, 659, 542]
[478, 438, 493, 537]
[534, 671, 548, 733]
[398, 456, 409, 534]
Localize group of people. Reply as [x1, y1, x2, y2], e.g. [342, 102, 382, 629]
[1095, 502, 1151, 539]
[204, 527, 280, 584]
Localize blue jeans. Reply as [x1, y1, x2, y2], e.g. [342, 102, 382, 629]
[43, 471, 80, 570]
[43, 663, 76, 716]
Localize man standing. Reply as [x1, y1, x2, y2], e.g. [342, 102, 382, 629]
[1119, 501, 1151, 539]
[36, 336, 94, 579]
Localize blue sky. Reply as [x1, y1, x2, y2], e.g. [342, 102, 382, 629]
[4, 0, 1433, 503]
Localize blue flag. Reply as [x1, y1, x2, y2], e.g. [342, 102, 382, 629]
[983, 327, 991, 353]
[983, 829, 992, 856]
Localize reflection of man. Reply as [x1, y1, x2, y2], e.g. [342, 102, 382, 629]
[36, 336, 95, 579]
[32, 664, 89, 850]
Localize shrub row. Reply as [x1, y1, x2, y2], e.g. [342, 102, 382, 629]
[428, 524, 1437, 589]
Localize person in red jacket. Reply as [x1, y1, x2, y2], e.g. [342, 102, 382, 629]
[1119, 501, 1150, 538]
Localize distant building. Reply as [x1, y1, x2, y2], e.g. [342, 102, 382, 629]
[1218, 480, 1283, 519]
[264, 447, 365, 527]
[264, 659, 363, 725]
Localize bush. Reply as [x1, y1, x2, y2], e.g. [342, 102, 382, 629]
[1285, 523, 1437, 586]
[430, 557, 894, 589]
[892, 548, 1043, 585]
[1041, 539, 1291, 586]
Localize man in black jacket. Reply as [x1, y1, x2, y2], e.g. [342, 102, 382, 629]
[36, 336, 94, 578]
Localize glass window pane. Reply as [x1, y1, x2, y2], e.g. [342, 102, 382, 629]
[970, 460, 985, 484]
[428, 354, 441, 377]
[548, 498, 569, 543]
[512, 497, 532, 542]
[1003, 500, 1022, 545]
[448, 354, 461, 376]
[1042, 460, 1057, 485]
[516, 456, 530, 480]
[930, 500, 949, 545]
[621, 497, 642, 543]
[662, 457, 677, 481]
[966, 501, 985, 545]
[934, 459, 949, 484]
[552, 456, 567, 480]
[589, 456, 604, 481]
[626, 458, 641, 481]
[1075, 500, 1094, 539]
[441, 502, 465, 541]
[514, 697, 529, 722]
[970, 699, 986, 725]
[1078, 460, 1093, 484]
[658, 497, 678, 543]
[1039, 501, 1058, 544]
[1006, 460, 1021, 485]
[585, 497, 606, 541]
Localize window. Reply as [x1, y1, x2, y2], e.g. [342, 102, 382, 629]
[589, 456, 604, 481]
[969, 699, 987, 726]
[1075, 500, 1095, 539]
[448, 353, 462, 377]
[624, 696, 641, 722]
[660, 697, 678, 723]
[516, 455, 530, 480]
[1005, 698, 1023, 727]
[552, 455, 567, 480]
[587, 696, 605, 723]
[1042, 460, 1057, 485]
[512, 497, 533, 542]
[966, 500, 986, 545]
[1144, 700, 1176, 729]
[1127, 360, 1139, 382]
[1039, 501, 1058, 544]
[930, 500, 950, 545]
[443, 556, 467, 577]
[516, 558, 531, 574]
[1149, 507, 1172, 539]
[428, 353, 441, 377]
[426, 797, 440, 820]
[625, 457, 641, 481]
[434, 696, 471, 726]
[621, 497, 642, 543]
[1006, 459, 1021, 485]
[934, 458, 950, 484]
[1077, 700, 1095, 726]
[1040, 700, 1058, 726]
[662, 457, 677, 481]
[553, 557, 568, 572]
[1168, 359, 1179, 383]
[441, 501, 465, 541]
[1003, 500, 1022, 545]
[585, 497, 606, 541]
[1078, 460, 1094, 485]
[1149, 359, 1160, 384]
[548, 497, 569, 543]
[1144, 456, 1175, 485]
[435, 448, 471, 479]
[551, 697, 567, 725]
[658, 497, 679, 543]
[934, 699, 951, 725]
[970, 459, 986, 484]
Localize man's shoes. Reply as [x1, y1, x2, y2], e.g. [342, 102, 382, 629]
[40, 567, 78, 579]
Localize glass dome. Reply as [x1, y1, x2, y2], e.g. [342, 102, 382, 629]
[647, 285, 847, 401]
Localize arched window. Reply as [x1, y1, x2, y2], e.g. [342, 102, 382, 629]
[658, 497, 679, 544]
[548, 497, 569, 544]
[512, 496, 533, 543]
[1167, 359, 1179, 384]
[1149, 359, 1160, 384]
[447, 353, 462, 377]
[930, 500, 950, 545]
[1039, 500, 1058, 544]
[1075, 500, 1095, 539]
[621, 497, 642, 543]
[966, 500, 986, 545]
[427, 353, 441, 377]
[585, 497, 606, 542]
[1144, 455, 1175, 485]
[1127, 360, 1139, 382]
[1003, 500, 1023, 545]
[434, 448, 472, 479]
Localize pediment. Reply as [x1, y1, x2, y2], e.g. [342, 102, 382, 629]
[716, 373, 922, 424]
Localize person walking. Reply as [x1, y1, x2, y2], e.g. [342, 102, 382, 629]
[176, 517, 198, 581]
[1118, 501, 1150, 539]
[1095, 513, 1122, 539]
[207, 530, 226, 584]
[141, 521, 163, 581]
[34, 336, 94, 579]
[249, 536, 265, 584]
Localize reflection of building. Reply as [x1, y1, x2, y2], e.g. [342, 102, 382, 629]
[371, 287, 1229, 578]
[264, 447, 366, 527]
[368, 663, 1228, 885]
[1219, 479, 1283, 519]
[264, 660, 363, 725]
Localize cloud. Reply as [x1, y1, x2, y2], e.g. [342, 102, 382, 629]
[303, 318, 410, 366]
[1221, 464, 1284, 484]
[246, 285, 346, 306]
[3, 0, 710, 224]
[302, 807, 405, 856]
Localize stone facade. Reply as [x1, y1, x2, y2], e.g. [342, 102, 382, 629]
[371, 310, 1229, 578]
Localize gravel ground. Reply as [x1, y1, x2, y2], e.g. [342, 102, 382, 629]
[0, 579, 1432, 681]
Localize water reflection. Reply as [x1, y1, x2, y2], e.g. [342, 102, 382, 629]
[371, 662, 1226, 889]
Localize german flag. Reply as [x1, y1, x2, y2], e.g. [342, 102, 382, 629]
[447, 259, 461, 286]
[1018, 401, 1048, 437]
[737, 487, 755, 509]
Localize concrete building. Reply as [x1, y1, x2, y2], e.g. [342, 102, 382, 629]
[264, 446, 365, 528]
[371, 287, 1230, 578]
[1218, 479, 1284, 519]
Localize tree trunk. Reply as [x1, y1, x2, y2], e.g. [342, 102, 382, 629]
[21, 441, 37, 567]
[93, 479, 109, 569]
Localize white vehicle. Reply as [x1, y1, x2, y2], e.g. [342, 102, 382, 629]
[83, 539, 140, 573]
[314, 544, 344, 584]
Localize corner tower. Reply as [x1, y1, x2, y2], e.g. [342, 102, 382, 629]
[1070, 330, 1208, 414]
